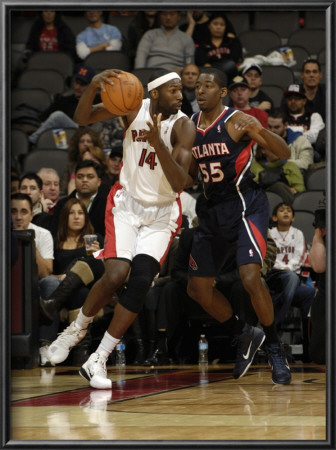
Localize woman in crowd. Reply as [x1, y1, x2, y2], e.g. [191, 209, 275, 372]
[195, 12, 243, 81]
[60, 127, 104, 196]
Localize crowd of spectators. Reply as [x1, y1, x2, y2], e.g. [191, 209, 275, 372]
[10, 9, 326, 367]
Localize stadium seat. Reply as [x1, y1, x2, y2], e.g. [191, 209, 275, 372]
[17, 69, 66, 98]
[304, 11, 325, 29]
[292, 190, 326, 214]
[26, 52, 75, 85]
[266, 191, 283, 215]
[305, 166, 326, 190]
[239, 29, 282, 57]
[225, 12, 251, 36]
[288, 29, 325, 57]
[11, 129, 30, 173]
[262, 85, 285, 108]
[84, 51, 131, 72]
[253, 11, 300, 41]
[22, 149, 69, 178]
[291, 210, 315, 245]
[36, 128, 78, 149]
[11, 88, 52, 113]
[260, 66, 295, 91]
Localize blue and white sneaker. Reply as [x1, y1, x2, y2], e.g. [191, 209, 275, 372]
[265, 343, 291, 385]
[233, 325, 265, 379]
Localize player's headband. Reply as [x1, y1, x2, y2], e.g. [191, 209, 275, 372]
[147, 72, 181, 91]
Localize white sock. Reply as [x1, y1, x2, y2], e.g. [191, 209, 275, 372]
[74, 307, 94, 330]
[96, 332, 120, 359]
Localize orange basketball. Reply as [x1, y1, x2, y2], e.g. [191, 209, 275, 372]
[100, 71, 144, 115]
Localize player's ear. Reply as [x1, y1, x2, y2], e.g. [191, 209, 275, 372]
[149, 89, 159, 100]
[220, 87, 228, 98]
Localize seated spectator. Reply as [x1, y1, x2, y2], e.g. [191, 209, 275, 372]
[127, 11, 160, 63]
[180, 10, 236, 46]
[11, 193, 56, 366]
[50, 160, 110, 239]
[282, 84, 325, 162]
[24, 11, 76, 61]
[180, 63, 200, 116]
[228, 75, 268, 128]
[134, 11, 195, 73]
[195, 12, 242, 81]
[68, 145, 111, 192]
[266, 202, 315, 349]
[60, 126, 104, 197]
[308, 207, 326, 364]
[251, 145, 306, 205]
[267, 108, 314, 172]
[91, 116, 124, 151]
[28, 64, 96, 146]
[300, 58, 325, 121]
[105, 146, 123, 188]
[39, 197, 105, 366]
[18, 172, 50, 226]
[241, 64, 274, 112]
[37, 168, 61, 214]
[76, 11, 122, 60]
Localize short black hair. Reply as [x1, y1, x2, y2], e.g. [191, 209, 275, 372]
[199, 67, 228, 88]
[272, 202, 295, 217]
[75, 159, 102, 178]
[301, 57, 321, 72]
[11, 192, 33, 210]
[19, 172, 43, 190]
[268, 107, 287, 123]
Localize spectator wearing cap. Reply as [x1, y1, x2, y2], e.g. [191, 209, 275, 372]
[241, 64, 274, 112]
[76, 11, 122, 60]
[28, 64, 96, 146]
[282, 84, 325, 162]
[105, 146, 123, 187]
[228, 75, 268, 128]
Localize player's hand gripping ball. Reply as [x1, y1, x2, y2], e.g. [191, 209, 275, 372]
[100, 71, 144, 115]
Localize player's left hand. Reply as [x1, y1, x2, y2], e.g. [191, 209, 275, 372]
[137, 113, 162, 147]
[235, 114, 262, 134]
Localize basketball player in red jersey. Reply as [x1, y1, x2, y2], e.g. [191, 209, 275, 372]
[186, 67, 292, 384]
[47, 69, 196, 389]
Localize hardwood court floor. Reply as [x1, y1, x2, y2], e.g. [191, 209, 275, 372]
[10, 363, 326, 442]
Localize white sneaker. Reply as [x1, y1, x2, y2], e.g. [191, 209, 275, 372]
[47, 321, 87, 365]
[79, 352, 112, 389]
[39, 345, 55, 367]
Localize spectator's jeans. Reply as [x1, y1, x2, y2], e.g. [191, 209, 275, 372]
[29, 111, 78, 144]
[266, 269, 314, 324]
[38, 276, 61, 344]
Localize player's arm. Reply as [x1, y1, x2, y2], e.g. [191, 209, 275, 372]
[229, 112, 291, 160]
[74, 69, 136, 126]
[140, 115, 196, 192]
[185, 156, 199, 189]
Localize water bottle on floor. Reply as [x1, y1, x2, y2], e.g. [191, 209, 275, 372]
[198, 334, 208, 367]
[116, 339, 126, 367]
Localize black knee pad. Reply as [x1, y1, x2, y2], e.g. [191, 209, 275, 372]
[119, 254, 160, 313]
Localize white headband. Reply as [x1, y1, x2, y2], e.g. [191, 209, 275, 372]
[147, 72, 181, 91]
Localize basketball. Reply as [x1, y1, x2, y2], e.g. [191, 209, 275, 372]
[100, 71, 144, 115]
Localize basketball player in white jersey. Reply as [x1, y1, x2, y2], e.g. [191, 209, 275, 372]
[47, 69, 196, 389]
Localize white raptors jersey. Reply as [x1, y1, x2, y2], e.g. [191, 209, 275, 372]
[120, 98, 187, 205]
[269, 225, 306, 273]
